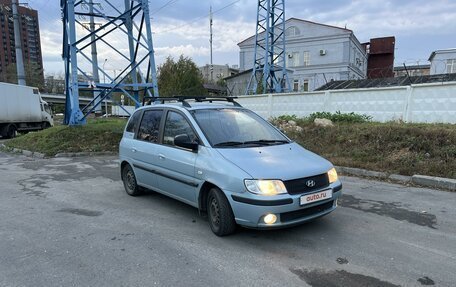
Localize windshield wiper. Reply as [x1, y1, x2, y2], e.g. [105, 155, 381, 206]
[214, 139, 289, 148]
[243, 139, 289, 145]
[213, 141, 245, 147]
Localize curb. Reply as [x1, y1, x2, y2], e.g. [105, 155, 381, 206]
[335, 166, 455, 192]
[335, 166, 390, 180]
[1, 145, 46, 159]
[54, 151, 117, 158]
[0, 145, 117, 159]
[411, 175, 456, 191]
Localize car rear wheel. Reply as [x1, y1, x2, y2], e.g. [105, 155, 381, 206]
[5, 124, 17, 139]
[122, 164, 142, 196]
[207, 187, 236, 236]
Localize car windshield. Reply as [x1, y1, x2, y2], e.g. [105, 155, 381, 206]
[192, 108, 289, 148]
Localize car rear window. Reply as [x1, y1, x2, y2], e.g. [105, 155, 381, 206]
[126, 111, 141, 133]
[137, 110, 163, 143]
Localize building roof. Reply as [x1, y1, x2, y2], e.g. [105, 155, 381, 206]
[223, 68, 253, 80]
[223, 66, 295, 81]
[315, 73, 456, 91]
[428, 48, 456, 61]
[237, 17, 352, 46]
[394, 64, 430, 71]
[203, 83, 227, 94]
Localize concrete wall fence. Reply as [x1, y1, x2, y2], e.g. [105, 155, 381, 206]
[236, 81, 456, 124]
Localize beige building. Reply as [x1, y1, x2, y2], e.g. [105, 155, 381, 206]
[199, 64, 239, 83]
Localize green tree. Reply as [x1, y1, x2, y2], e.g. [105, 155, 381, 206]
[5, 62, 44, 90]
[157, 55, 207, 97]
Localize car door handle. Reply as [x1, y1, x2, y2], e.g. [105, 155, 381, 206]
[132, 148, 137, 153]
[158, 154, 166, 160]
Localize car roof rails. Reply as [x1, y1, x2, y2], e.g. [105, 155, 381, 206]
[142, 96, 242, 108]
[142, 96, 192, 108]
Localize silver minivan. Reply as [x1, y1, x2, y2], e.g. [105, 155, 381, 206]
[119, 97, 342, 236]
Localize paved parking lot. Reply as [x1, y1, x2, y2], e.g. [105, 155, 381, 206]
[0, 152, 455, 286]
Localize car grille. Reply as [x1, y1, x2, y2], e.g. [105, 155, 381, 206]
[284, 173, 329, 195]
[280, 200, 334, 223]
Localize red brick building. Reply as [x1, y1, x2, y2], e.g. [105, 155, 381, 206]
[0, 0, 43, 84]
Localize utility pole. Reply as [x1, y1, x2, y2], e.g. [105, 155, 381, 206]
[61, 0, 159, 125]
[246, 0, 290, 94]
[88, 0, 102, 114]
[209, 6, 213, 83]
[12, 0, 26, 86]
[125, 0, 139, 108]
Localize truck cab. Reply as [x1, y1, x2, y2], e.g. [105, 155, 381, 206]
[40, 99, 54, 128]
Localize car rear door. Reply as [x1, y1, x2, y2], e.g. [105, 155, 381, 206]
[129, 109, 164, 190]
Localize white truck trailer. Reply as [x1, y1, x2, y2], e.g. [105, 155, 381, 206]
[0, 82, 53, 138]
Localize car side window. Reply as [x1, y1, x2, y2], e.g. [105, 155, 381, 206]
[163, 111, 197, 146]
[126, 111, 141, 133]
[137, 110, 163, 143]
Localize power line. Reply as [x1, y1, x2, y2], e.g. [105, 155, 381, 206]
[150, 0, 180, 16]
[154, 0, 242, 35]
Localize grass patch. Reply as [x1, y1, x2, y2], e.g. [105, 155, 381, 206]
[5, 118, 126, 156]
[283, 122, 456, 179]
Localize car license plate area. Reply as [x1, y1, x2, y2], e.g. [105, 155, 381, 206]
[300, 189, 332, 206]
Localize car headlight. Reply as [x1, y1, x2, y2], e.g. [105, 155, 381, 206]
[244, 179, 287, 195]
[328, 167, 338, 183]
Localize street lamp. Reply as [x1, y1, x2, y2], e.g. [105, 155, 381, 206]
[103, 58, 107, 83]
[102, 58, 108, 117]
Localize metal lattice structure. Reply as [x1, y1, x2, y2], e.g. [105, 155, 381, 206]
[61, 0, 159, 125]
[246, 0, 290, 95]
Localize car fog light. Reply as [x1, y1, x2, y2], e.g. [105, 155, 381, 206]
[263, 214, 277, 224]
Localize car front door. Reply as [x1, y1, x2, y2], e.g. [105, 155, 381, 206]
[154, 110, 200, 206]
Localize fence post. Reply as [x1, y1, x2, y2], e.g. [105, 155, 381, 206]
[323, 91, 331, 112]
[267, 94, 273, 118]
[403, 86, 414, 122]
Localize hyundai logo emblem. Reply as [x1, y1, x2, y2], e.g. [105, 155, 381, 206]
[306, 180, 316, 187]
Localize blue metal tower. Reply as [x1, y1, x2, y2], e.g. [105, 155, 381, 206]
[61, 0, 159, 125]
[246, 0, 290, 95]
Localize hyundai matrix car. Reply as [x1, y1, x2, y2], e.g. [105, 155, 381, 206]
[119, 97, 342, 236]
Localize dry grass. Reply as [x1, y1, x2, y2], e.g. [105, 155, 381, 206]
[284, 122, 456, 179]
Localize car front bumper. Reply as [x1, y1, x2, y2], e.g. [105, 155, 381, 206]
[226, 182, 342, 228]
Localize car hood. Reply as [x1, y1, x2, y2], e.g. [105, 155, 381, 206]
[215, 142, 333, 180]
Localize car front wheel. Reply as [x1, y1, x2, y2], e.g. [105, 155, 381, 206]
[207, 187, 236, 236]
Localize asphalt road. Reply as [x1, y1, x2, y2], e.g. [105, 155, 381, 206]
[0, 152, 455, 287]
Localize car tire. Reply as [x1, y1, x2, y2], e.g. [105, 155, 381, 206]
[207, 187, 236, 236]
[42, 122, 51, 129]
[5, 124, 17, 139]
[122, 164, 142, 196]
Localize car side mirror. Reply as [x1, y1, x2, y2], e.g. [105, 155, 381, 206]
[174, 134, 198, 152]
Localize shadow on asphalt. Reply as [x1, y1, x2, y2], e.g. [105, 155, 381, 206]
[134, 187, 336, 240]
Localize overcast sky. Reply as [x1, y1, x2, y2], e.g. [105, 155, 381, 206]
[30, 0, 456, 75]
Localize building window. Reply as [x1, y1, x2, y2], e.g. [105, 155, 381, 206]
[293, 79, 299, 92]
[447, 59, 456, 73]
[285, 26, 300, 37]
[302, 80, 309, 92]
[303, 51, 310, 66]
[286, 52, 300, 67]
